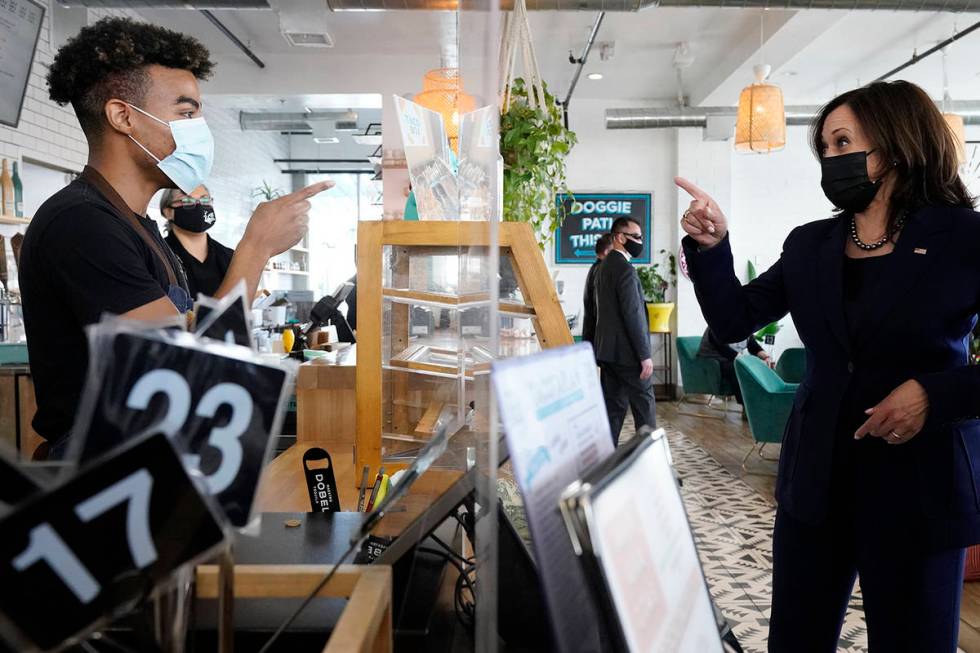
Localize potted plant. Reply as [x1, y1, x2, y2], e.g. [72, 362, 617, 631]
[500, 78, 577, 247]
[747, 260, 781, 342]
[636, 249, 677, 333]
[251, 180, 285, 203]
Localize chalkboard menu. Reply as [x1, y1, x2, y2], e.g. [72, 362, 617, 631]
[554, 193, 652, 265]
[0, 0, 44, 128]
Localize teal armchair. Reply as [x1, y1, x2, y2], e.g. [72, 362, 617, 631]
[775, 347, 806, 384]
[735, 355, 799, 473]
[676, 336, 738, 418]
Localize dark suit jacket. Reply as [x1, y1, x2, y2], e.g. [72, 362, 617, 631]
[684, 206, 980, 550]
[582, 258, 601, 346]
[593, 250, 651, 366]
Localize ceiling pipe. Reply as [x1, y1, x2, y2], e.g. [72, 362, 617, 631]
[606, 101, 980, 129]
[56, 0, 980, 9]
[324, 0, 980, 11]
[562, 11, 605, 128]
[874, 19, 980, 82]
[199, 10, 266, 69]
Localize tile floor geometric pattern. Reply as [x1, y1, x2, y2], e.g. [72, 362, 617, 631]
[497, 419, 876, 651]
[661, 421, 870, 653]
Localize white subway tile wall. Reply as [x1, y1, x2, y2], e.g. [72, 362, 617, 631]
[0, 3, 140, 173]
[0, 2, 293, 290]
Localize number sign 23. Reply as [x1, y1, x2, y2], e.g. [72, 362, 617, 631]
[75, 331, 290, 526]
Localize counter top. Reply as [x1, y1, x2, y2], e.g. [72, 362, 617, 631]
[253, 440, 463, 538]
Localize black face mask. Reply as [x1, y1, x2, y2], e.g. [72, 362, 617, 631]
[820, 150, 882, 213]
[172, 204, 216, 233]
[623, 235, 644, 258]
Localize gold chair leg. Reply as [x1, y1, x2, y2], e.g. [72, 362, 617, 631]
[758, 443, 780, 462]
[677, 394, 727, 420]
[741, 443, 778, 476]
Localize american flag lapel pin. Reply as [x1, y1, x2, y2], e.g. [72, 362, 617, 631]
[913, 247, 928, 255]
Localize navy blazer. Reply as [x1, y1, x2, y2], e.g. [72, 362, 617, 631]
[683, 205, 980, 550]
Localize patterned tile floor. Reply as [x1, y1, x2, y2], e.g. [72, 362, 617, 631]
[498, 419, 871, 653]
[660, 421, 869, 653]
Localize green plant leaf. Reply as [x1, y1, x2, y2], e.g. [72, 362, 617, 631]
[500, 77, 577, 247]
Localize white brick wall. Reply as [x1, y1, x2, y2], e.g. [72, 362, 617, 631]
[0, 3, 140, 294]
[0, 3, 140, 173]
[0, 3, 293, 291]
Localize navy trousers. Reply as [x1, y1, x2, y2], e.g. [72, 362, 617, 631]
[768, 506, 965, 652]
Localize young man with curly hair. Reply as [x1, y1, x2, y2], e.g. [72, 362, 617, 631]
[19, 17, 332, 454]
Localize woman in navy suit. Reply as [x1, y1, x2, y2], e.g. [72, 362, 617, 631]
[678, 80, 980, 651]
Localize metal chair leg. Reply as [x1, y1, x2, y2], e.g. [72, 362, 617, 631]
[741, 442, 778, 476]
[740, 444, 756, 472]
[758, 443, 780, 462]
[677, 394, 728, 420]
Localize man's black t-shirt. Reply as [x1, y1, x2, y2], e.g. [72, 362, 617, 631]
[165, 231, 234, 299]
[19, 177, 177, 442]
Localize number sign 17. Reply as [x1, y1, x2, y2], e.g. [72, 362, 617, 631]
[13, 470, 155, 603]
[0, 433, 226, 652]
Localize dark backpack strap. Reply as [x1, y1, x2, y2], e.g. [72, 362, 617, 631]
[78, 166, 179, 288]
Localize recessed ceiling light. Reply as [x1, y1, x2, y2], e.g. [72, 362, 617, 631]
[587, 73, 603, 81]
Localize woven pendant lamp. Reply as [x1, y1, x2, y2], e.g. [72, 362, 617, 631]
[735, 63, 786, 154]
[414, 68, 476, 153]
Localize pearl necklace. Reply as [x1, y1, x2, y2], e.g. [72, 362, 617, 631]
[849, 212, 906, 251]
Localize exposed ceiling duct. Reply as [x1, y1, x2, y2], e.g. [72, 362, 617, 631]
[606, 101, 980, 129]
[56, 0, 980, 10]
[271, 0, 334, 48]
[55, 1, 271, 7]
[239, 110, 358, 132]
[323, 0, 980, 11]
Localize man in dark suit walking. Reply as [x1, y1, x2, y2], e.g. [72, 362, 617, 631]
[594, 217, 655, 444]
[582, 233, 613, 351]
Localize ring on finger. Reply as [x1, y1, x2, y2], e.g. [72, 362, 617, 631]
[889, 431, 903, 441]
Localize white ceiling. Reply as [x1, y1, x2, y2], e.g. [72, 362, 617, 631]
[139, 6, 980, 108]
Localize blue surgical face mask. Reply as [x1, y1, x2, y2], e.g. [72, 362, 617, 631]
[127, 104, 214, 194]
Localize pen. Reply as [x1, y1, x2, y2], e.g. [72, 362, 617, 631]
[355, 465, 370, 512]
[360, 469, 417, 535]
[365, 466, 385, 512]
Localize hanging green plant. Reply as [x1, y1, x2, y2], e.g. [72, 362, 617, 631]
[500, 78, 577, 247]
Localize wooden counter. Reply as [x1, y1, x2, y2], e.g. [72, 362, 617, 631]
[0, 365, 41, 459]
[254, 440, 464, 538]
[296, 346, 356, 445]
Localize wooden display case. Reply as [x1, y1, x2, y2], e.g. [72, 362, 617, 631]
[355, 220, 572, 475]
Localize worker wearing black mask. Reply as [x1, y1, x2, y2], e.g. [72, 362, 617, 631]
[161, 185, 234, 299]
